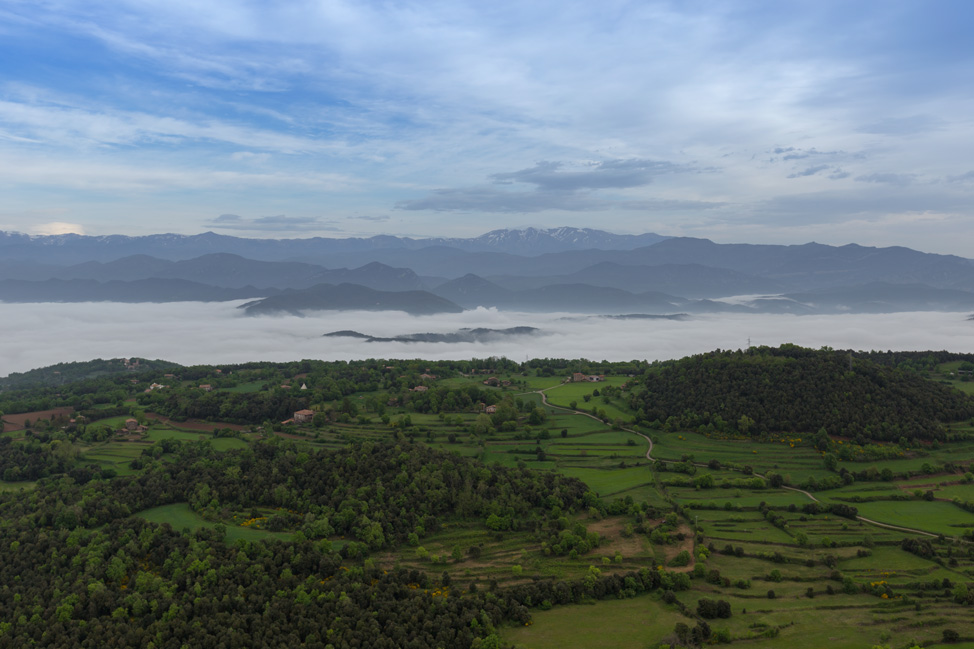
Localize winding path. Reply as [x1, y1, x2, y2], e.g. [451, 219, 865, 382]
[534, 386, 946, 541]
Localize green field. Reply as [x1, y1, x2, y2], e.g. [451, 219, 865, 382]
[0, 480, 36, 491]
[504, 596, 689, 649]
[136, 503, 295, 543]
[840, 499, 974, 536]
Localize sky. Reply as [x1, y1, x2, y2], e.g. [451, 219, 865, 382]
[0, 1, 972, 254]
[1, 302, 972, 376]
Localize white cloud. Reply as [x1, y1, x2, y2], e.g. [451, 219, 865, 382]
[30, 221, 86, 235]
[0, 302, 971, 376]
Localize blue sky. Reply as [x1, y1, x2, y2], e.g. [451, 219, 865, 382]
[0, 0, 972, 254]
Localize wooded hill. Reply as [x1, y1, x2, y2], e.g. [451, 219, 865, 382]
[628, 345, 974, 441]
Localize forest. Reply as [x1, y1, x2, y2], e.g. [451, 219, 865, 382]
[628, 345, 974, 440]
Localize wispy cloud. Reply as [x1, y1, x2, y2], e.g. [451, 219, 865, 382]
[858, 115, 944, 136]
[399, 159, 701, 213]
[854, 173, 918, 186]
[491, 159, 689, 190]
[205, 214, 339, 233]
[788, 165, 831, 178]
[397, 187, 597, 213]
[347, 215, 390, 222]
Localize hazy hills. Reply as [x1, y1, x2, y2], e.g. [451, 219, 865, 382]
[239, 284, 462, 316]
[0, 227, 669, 263]
[1, 227, 973, 315]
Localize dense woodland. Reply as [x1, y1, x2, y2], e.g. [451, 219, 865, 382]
[629, 345, 974, 440]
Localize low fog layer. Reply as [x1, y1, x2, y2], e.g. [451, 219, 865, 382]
[1, 301, 972, 375]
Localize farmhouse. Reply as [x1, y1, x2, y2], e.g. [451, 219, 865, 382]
[118, 418, 148, 436]
[199, 384, 213, 392]
[411, 385, 429, 392]
[484, 405, 498, 414]
[572, 373, 604, 383]
[293, 409, 315, 424]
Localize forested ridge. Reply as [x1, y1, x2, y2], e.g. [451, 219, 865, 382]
[0, 358, 181, 391]
[629, 345, 974, 440]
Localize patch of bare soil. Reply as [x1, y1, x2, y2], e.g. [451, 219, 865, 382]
[658, 524, 696, 572]
[2, 408, 74, 432]
[588, 516, 649, 558]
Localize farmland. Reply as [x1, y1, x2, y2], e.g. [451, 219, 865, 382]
[1, 351, 974, 647]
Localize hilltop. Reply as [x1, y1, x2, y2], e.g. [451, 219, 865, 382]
[629, 345, 974, 440]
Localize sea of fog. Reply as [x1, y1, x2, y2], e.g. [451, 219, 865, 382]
[1, 301, 972, 375]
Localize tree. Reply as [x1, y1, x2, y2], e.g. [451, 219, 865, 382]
[528, 407, 547, 426]
[473, 414, 493, 435]
[737, 414, 755, 434]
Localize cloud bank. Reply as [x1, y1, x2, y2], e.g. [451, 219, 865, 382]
[0, 302, 970, 376]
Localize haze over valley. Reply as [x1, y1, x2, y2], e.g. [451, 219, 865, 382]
[1, 300, 971, 377]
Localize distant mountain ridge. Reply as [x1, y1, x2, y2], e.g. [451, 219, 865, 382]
[2, 227, 973, 315]
[0, 227, 669, 263]
[239, 284, 462, 316]
[41, 254, 425, 291]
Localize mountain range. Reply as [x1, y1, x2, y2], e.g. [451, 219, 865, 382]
[1, 227, 973, 315]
